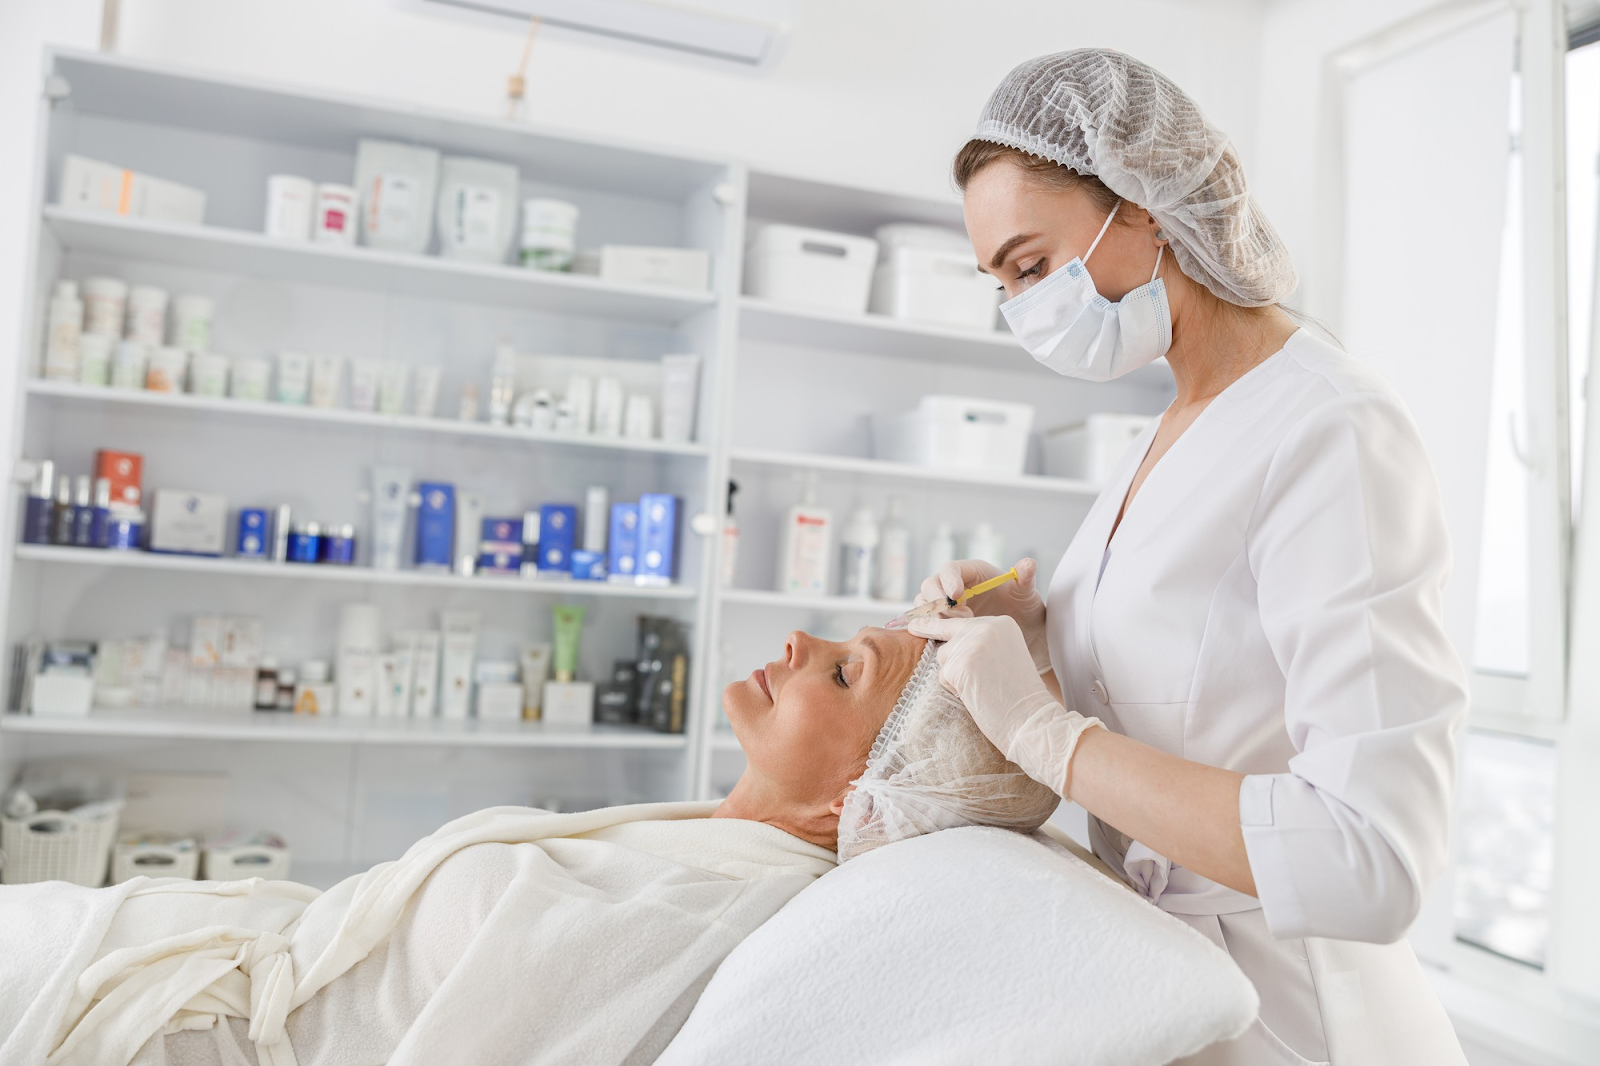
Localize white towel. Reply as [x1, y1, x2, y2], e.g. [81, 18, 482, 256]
[4, 801, 835, 1066]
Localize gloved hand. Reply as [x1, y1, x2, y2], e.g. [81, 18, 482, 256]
[914, 557, 1051, 674]
[907, 613, 1103, 799]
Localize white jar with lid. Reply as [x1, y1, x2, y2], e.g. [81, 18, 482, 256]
[82, 276, 127, 337]
[189, 353, 229, 397]
[145, 346, 189, 393]
[519, 199, 579, 271]
[170, 294, 213, 351]
[111, 341, 149, 390]
[79, 333, 113, 387]
[124, 286, 168, 345]
[230, 357, 271, 402]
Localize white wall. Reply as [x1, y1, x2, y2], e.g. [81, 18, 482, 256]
[104, 0, 1268, 204]
[1251, 0, 1445, 320]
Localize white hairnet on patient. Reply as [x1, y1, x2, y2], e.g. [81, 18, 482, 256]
[837, 642, 1059, 862]
[974, 48, 1296, 308]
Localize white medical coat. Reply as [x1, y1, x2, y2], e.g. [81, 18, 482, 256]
[1046, 330, 1469, 1065]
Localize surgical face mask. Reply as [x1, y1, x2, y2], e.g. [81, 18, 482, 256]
[998, 201, 1172, 381]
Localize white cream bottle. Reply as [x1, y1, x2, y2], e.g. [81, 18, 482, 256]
[370, 466, 411, 571]
[778, 474, 832, 596]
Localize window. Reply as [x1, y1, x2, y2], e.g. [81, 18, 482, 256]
[1451, 27, 1599, 980]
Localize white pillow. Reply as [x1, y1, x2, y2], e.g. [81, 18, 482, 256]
[657, 826, 1257, 1066]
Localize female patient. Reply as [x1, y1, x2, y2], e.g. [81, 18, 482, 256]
[17, 628, 1057, 1066]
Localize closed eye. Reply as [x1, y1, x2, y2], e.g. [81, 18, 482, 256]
[834, 663, 849, 689]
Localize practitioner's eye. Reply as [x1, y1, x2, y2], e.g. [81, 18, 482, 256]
[1014, 260, 1044, 287]
[834, 663, 850, 689]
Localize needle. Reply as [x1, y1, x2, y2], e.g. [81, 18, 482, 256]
[885, 567, 1020, 628]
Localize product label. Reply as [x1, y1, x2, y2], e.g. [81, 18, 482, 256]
[450, 186, 501, 252]
[368, 173, 417, 238]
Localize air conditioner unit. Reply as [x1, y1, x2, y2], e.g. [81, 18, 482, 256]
[409, 0, 794, 71]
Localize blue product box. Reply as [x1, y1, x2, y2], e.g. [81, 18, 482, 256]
[236, 508, 269, 559]
[637, 493, 678, 585]
[537, 504, 577, 575]
[607, 502, 640, 583]
[414, 482, 456, 570]
[478, 516, 523, 575]
[571, 549, 608, 581]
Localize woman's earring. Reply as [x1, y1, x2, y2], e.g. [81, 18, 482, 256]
[1154, 228, 1169, 244]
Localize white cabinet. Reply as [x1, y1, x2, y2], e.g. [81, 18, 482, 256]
[0, 51, 1174, 883]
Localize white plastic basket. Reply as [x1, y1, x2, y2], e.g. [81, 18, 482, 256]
[110, 836, 200, 883]
[744, 224, 878, 313]
[871, 395, 1035, 476]
[869, 246, 1000, 330]
[1, 804, 122, 886]
[203, 840, 291, 881]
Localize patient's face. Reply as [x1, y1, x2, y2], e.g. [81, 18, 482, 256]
[724, 627, 926, 812]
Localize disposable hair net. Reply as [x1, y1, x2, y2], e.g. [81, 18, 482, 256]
[837, 641, 1060, 862]
[974, 48, 1296, 308]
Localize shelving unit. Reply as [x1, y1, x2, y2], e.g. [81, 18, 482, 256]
[14, 544, 697, 600]
[25, 381, 712, 458]
[2, 49, 1176, 873]
[44, 209, 717, 323]
[0, 707, 685, 749]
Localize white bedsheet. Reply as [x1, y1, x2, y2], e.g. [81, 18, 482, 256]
[1, 801, 835, 1066]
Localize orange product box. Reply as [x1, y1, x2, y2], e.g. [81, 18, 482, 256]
[95, 449, 143, 509]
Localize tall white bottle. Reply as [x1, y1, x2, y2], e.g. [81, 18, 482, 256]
[778, 474, 832, 596]
[875, 497, 911, 602]
[926, 522, 958, 575]
[43, 280, 82, 382]
[839, 506, 880, 598]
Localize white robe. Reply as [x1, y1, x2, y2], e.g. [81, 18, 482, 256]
[3, 801, 835, 1066]
[1047, 329, 1468, 1065]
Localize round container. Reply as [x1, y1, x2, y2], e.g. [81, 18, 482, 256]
[145, 346, 189, 393]
[265, 175, 315, 240]
[189, 353, 229, 397]
[321, 524, 357, 565]
[82, 276, 128, 337]
[519, 199, 579, 271]
[287, 521, 322, 564]
[78, 333, 113, 387]
[124, 286, 168, 345]
[230, 357, 271, 402]
[171, 294, 214, 352]
[105, 510, 144, 550]
[111, 341, 149, 390]
[313, 183, 356, 245]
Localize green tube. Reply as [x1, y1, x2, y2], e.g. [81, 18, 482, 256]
[551, 604, 586, 683]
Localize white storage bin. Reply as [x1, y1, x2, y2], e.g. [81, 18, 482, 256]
[744, 224, 878, 313]
[1, 802, 122, 886]
[870, 246, 1000, 330]
[203, 832, 291, 881]
[872, 395, 1035, 476]
[111, 834, 199, 882]
[1042, 413, 1156, 483]
[30, 673, 94, 716]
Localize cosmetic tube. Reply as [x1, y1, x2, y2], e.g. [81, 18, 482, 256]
[349, 358, 380, 412]
[370, 466, 411, 571]
[551, 604, 586, 683]
[519, 643, 552, 720]
[439, 610, 480, 720]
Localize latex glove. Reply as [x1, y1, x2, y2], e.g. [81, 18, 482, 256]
[908, 613, 1103, 799]
[914, 557, 1051, 674]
